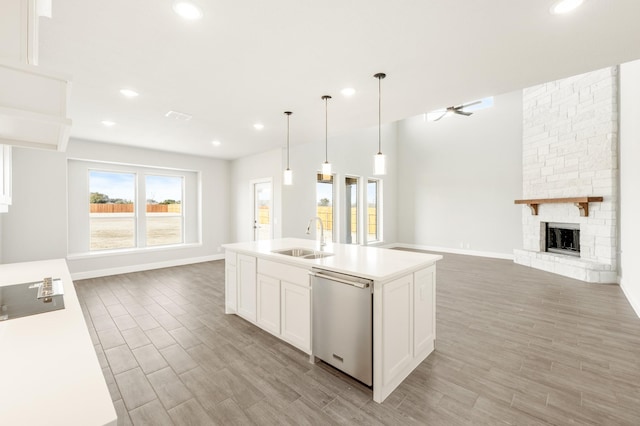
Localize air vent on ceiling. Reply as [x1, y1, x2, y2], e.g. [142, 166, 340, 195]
[165, 110, 193, 121]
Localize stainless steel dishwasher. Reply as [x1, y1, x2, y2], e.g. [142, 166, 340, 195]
[310, 268, 373, 386]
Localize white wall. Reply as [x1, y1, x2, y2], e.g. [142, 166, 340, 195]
[619, 60, 640, 317]
[1, 139, 230, 278]
[280, 124, 398, 245]
[229, 148, 283, 243]
[1, 146, 68, 263]
[396, 91, 523, 257]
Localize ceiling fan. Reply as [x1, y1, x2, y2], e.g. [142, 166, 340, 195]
[430, 100, 482, 122]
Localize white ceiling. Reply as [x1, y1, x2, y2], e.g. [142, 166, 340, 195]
[38, 0, 640, 160]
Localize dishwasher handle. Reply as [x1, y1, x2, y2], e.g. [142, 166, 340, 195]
[310, 271, 370, 289]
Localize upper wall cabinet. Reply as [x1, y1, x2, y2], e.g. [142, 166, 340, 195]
[0, 145, 12, 213]
[0, 0, 72, 152]
[0, 63, 72, 151]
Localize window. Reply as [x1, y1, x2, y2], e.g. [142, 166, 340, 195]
[367, 179, 381, 242]
[89, 171, 136, 250]
[345, 176, 359, 244]
[146, 175, 184, 246]
[69, 160, 199, 255]
[316, 173, 335, 243]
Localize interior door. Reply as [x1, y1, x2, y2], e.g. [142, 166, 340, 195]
[252, 179, 273, 241]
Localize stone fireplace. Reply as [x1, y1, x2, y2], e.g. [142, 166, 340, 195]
[513, 66, 618, 283]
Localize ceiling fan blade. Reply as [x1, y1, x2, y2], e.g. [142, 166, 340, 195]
[433, 112, 447, 121]
[455, 110, 473, 116]
[462, 100, 482, 108]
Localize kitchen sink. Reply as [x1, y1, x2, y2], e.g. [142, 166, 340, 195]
[302, 252, 334, 259]
[272, 248, 315, 257]
[271, 248, 334, 260]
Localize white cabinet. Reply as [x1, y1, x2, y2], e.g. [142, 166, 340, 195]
[257, 274, 280, 335]
[256, 259, 311, 354]
[223, 256, 312, 354]
[237, 254, 257, 322]
[375, 264, 436, 403]
[414, 266, 435, 356]
[0, 145, 11, 213]
[380, 274, 414, 387]
[0, 1, 72, 151]
[281, 280, 311, 353]
[224, 250, 237, 314]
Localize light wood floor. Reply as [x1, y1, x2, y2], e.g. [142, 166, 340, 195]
[75, 251, 640, 425]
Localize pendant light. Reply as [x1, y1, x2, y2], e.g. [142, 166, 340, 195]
[373, 72, 387, 175]
[321, 95, 332, 179]
[283, 111, 293, 185]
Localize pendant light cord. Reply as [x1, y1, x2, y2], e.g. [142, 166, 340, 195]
[284, 111, 292, 170]
[378, 75, 382, 154]
[373, 73, 386, 155]
[321, 95, 331, 163]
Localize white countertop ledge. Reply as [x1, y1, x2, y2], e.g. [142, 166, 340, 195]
[0, 259, 117, 426]
[222, 238, 442, 282]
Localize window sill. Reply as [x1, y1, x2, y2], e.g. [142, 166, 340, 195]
[67, 242, 203, 260]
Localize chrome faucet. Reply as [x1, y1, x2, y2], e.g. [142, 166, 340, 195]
[306, 217, 326, 247]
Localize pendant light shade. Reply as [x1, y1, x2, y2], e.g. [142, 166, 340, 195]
[283, 169, 293, 186]
[321, 95, 332, 179]
[283, 111, 293, 185]
[373, 72, 387, 175]
[374, 152, 386, 175]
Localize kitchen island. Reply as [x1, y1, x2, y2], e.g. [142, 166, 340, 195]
[223, 238, 442, 403]
[0, 259, 117, 426]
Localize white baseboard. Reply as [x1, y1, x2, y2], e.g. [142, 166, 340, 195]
[619, 276, 640, 319]
[69, 254, 225, 280]
[387, 243, 514, 260]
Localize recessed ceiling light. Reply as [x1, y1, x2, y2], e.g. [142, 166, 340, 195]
[101, 120, 116, 126]
[254, 123, 264, 130]
[119, 88, 139, 98]
[211, 140, 221, 147]
[172, 1, 203, 20]
[341, 87, 356, 97]
[550, 0, 584, 15]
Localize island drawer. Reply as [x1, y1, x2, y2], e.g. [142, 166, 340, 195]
[258, 259, 310, 287]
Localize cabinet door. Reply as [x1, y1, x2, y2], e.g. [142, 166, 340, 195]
[414, 266, 435, 356]
[237, 254, 257, 322]
[257, 274, 280, 335]
[281, 281, 311, 353]
[381, 274, 413, 387]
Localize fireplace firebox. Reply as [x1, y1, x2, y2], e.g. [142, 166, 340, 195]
[545, 222, 580, 257]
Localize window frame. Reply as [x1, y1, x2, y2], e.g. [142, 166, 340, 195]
[68, 159, 200, 257]
[366, 178, 383, 244]
[344, 175, 361, 245]
[316, 172, 337, 244]
[144, 173, 186, 247]
[88, 168, 138, 251]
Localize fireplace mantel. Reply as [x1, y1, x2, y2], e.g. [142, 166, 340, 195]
[514, 196, 604, 217]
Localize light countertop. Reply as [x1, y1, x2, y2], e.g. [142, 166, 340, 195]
[0, 259, 117, 426]
[222, 238, 442, 281]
